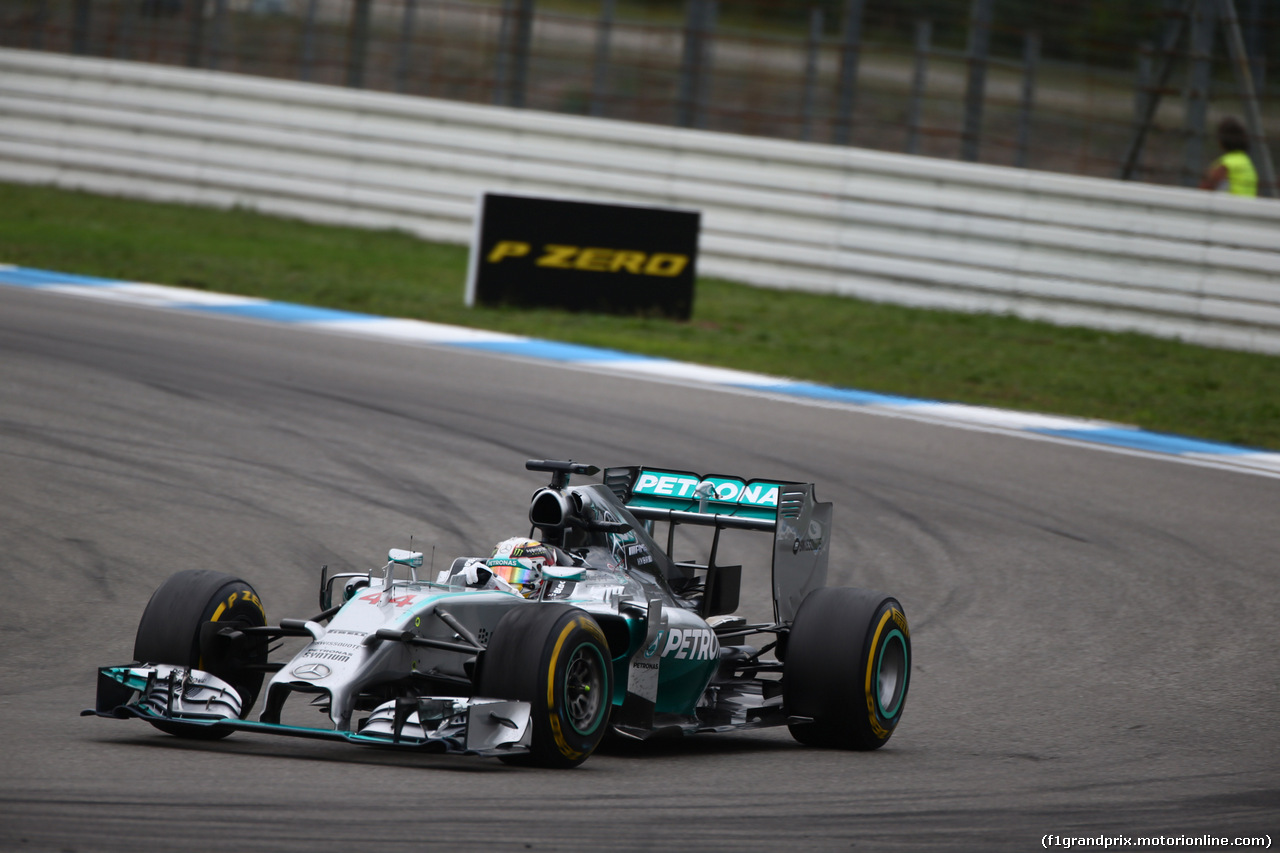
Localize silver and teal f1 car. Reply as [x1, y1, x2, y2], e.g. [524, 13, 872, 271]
[86, 459, 911, 767]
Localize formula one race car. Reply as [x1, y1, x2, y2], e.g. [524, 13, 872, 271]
[86, 460, 911, 767]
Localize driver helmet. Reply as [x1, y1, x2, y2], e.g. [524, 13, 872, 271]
[487, 538, 554, 598]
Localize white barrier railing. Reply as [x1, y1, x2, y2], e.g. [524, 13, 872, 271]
[2, 47, 1278, 354]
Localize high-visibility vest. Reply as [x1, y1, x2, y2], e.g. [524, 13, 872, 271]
[1215, 151, 1258, 197]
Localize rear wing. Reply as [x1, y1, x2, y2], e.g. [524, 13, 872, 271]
[603, 467, 832, 624]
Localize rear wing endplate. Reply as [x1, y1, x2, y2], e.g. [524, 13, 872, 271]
[604, 467, 832, 624]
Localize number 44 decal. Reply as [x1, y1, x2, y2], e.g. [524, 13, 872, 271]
[359, 592, 419, 608]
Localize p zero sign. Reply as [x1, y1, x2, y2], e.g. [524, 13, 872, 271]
[465, 193, 700, 320]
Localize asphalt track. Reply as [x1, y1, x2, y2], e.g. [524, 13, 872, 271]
[1, 284, 1277, 852]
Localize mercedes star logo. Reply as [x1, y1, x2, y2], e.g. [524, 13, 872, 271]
[291, 662, 331, 680]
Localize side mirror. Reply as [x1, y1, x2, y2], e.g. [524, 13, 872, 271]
[388, 549, 424, 568]
[319, 565, 372, 611]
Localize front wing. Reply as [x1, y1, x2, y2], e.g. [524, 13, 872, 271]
[83, 664, 533, 757]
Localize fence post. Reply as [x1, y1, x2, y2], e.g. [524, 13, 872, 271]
[676, 0, 698, 127]
[112, 5, 134, 61]
[699, 0, 718, 129]
[510, 0, 535, 108]
[27, 0, 48, 50]
[1181, 0, 1218, 186]
[1244, 0, 1265, 95]
[186, 0, 207, 68]
[590, 0, 616, 117]
[676, 0, 716, 129]
[395, 0, 418, 94]
[1015, 31, 1039, 168]
[143, 3, 160, 60]
[208, 0, 228, 70]
[1129, 40, 1153, 177]
[494, 0, 513, 105]
[1133, 39, 1153, 125]
[800, 6, 823, 142]
[905, 19, 931, 155]
[833, 0, 865, 145]
[71, 0, 91, 55]
[299, 0, 318, 82]
[347, 0, 373, 89]
[961, 0, 993, 162]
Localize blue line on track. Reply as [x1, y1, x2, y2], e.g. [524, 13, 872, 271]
[187, 303, 378, 323]
[454, 340, 643, 362]
[1031, 428, 1261, 456]
[4, 264, 1276, 476]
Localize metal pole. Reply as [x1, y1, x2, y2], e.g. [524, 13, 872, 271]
[347, 0, 373, 89]
[800, 6, 823, 142]
[493, 0, 514, 105]
[676, 0, 707, 128]
[510, 0, 535, 109]
[143, 0, 160, 60]
[590, 0, 616, 118]
[1244, 0, 1264, 95]
[1130, 40, 1154, 177]
[696, 0, 716, 129]
[1121, 0, 1194, 181]
[832, 0, 865, 146]
[113, 4, 135, 61]
[1134, 39, 1154, 125]
[186, 0, 207, 68]
[71, 0, 91, 55]
[299, 0, 318, 82]
[905, 19, 931, 155]
[961, 0, 993, 162]
[395, 0, 419, 94]
[1015, 31, 1039, 169]
[208, 0, 227, 71]
[1218, 0, 1278, 196]
[28, 0, 49, 50]
[1181, 0, 1218, 187]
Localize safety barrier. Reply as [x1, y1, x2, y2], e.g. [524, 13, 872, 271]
[2, 47, 1278, 354]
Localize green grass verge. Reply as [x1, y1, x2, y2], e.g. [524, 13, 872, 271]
[3, 181, 1278, 450]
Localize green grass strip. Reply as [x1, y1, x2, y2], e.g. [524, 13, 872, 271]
[3, 181, 1277, 450]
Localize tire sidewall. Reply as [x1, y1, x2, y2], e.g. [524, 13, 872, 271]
[538, 611, 611, 763]
[479, 603, 612, 767]
[133, 569, 268, 715]
[784, 587, 911, 750]
[861, 600, 910, 742]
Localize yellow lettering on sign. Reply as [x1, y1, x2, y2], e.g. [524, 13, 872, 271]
[487, 241, 530, 263]
[574, 248, 614, 272]
[644, 254, 688, 277]
[536, 245, 578, 269]
[495, 243, 691, 277]
[610, 251, 646, 273]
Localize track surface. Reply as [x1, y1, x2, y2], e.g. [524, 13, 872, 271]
[2, 286, 1277, 852]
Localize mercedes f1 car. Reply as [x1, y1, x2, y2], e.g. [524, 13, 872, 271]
[86, 460, 911, 767]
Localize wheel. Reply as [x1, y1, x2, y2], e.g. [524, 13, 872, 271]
[133, 569, 268, 739]
[784, 586, 910, 750]
[477, 604, 612, 768]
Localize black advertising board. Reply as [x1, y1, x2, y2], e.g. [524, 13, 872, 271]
[466, 193, 700, 320]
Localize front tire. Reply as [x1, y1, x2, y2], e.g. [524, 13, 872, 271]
[784, 586, 910, 750]
[477, 604, 612, 768]
[133, 569, 268, 739]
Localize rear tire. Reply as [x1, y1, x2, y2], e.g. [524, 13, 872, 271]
[133, 569, 267, 739]
[477, 604, 612, 768]
[784, 587, 910, 750]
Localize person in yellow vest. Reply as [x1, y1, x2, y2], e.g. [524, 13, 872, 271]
[1199, 117, 1258, 197]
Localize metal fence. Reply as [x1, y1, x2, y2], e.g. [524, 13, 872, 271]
[0, 0, 1276, 191]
